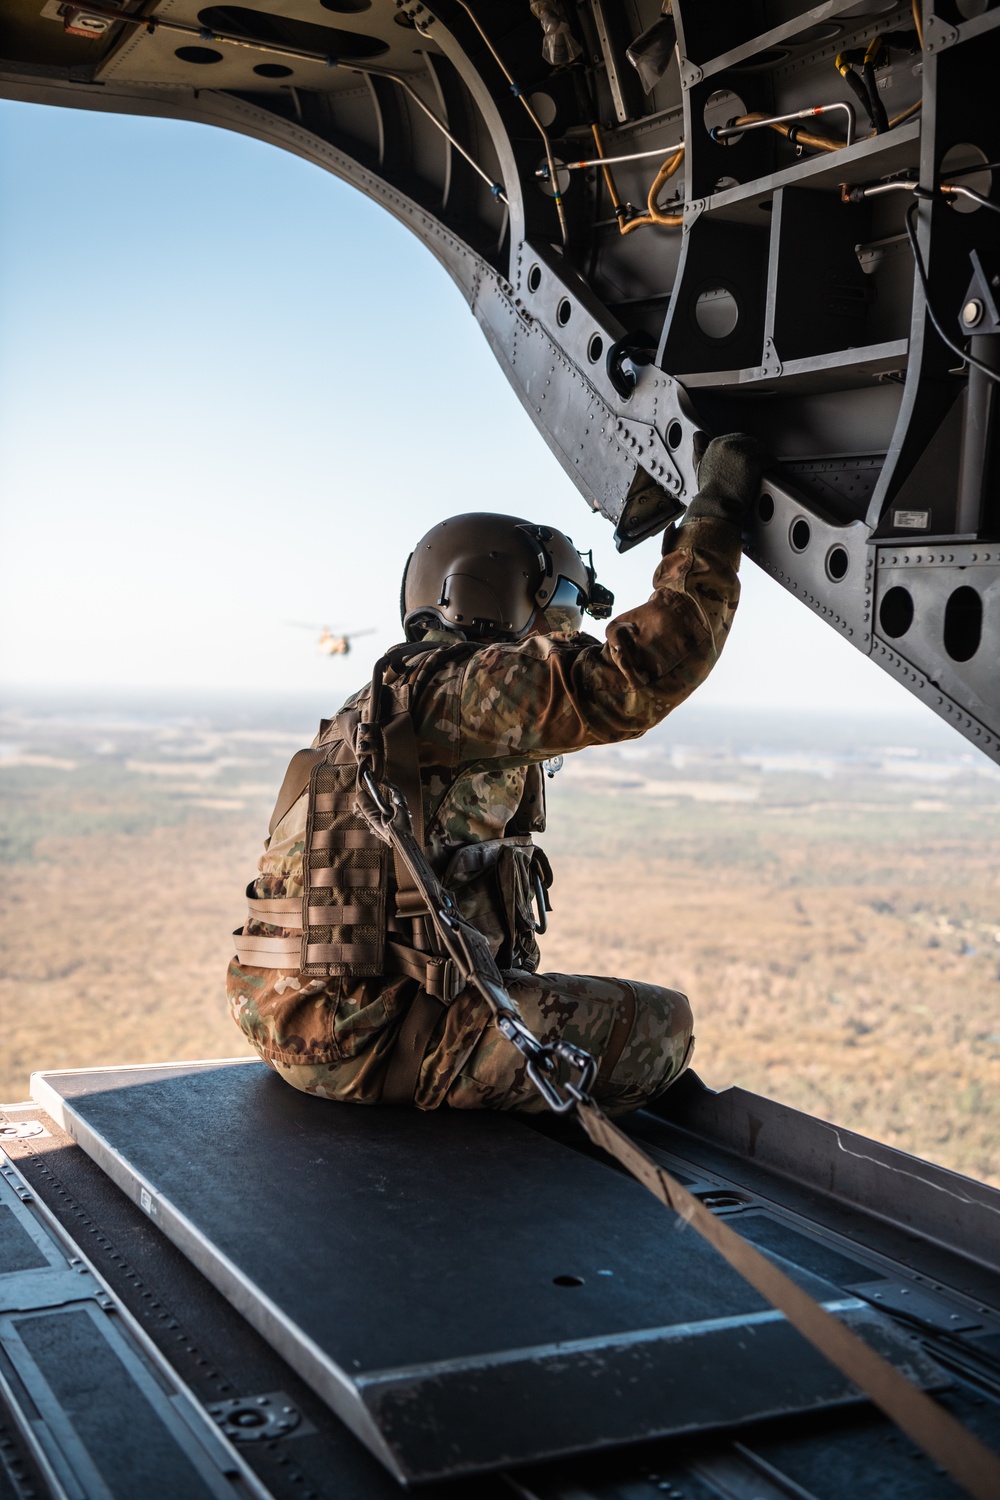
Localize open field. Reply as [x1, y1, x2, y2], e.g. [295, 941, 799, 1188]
[2, 692, 999, 1186]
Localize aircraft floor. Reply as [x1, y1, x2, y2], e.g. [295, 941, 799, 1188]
[0, 1066, 998, 1499]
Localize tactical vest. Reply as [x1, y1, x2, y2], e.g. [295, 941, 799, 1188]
[234, 645, 553, 1004]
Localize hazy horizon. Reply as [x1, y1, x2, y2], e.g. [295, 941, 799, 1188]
[0, 679, 983, 761]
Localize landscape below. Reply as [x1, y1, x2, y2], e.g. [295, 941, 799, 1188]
[2, 688, 998, 1186]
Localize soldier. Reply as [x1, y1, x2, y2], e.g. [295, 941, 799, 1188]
[228, 435, 762, 1114]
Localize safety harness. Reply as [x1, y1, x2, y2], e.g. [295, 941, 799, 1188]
[235, 644, 551, 1103]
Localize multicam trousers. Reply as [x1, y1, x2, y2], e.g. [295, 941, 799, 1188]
[269, 971, 694, 1117]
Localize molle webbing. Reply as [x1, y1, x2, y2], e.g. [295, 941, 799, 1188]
[301, 733, 388, 978]
[300, 653, 429, 980]
[235, 640, 546, 992]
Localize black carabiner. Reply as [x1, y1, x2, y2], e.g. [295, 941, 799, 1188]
[530, 867, 550, 935]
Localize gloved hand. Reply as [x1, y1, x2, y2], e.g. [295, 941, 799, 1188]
[683, 433, 768, 526]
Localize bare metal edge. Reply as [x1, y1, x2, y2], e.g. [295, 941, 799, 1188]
[355, 1301, 866, 1387]
[0, 1142, 276, 1500]
[30, 1057, 257, 1078]
[28, 1070, 404, 1485]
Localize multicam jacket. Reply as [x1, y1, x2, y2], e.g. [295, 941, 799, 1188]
[227, 516, 742, 1104]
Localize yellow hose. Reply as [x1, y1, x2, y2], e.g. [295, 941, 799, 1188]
[590, 124, 685, 233]
[592, 82, 920, 240]
[888, 99, 922, 128]
[912, 0, 924, 50]
[620, 148, 686, 233]
[590, 123, 624, 219]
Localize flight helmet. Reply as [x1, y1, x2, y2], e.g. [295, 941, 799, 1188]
[401, 512, 614, 642]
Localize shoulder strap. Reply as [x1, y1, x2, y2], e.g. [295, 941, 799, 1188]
[368, 642, 443, 727]
[341, 699, 428, 921]
[506, 763, 547, 836]
[360, 644, 449, 916]
[268, 747, 327, 838]
[380, 991, 443, 1107]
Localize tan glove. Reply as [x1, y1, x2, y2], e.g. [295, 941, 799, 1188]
[684, 433, 768, 526]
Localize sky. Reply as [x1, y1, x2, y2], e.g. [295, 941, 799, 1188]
[0, 97, 933, 719]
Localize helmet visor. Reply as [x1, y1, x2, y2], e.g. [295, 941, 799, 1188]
[542, 575, 587, 634]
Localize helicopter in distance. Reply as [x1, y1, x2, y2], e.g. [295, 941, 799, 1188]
[286, 622, 377, 657]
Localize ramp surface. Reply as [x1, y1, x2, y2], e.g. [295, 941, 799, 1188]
[31, 1060, 942, 1483]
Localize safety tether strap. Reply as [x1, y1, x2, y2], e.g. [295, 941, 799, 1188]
[351, 762, 1000, 1500]
[575, 1103, 1000, 1500]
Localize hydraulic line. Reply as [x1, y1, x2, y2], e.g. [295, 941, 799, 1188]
[589, 124, 684, 233]
[838, 27, 924, 135]
[712, 103, 854, 149]
[888, 99, 922, 128]
[912, 0, 925, 50]
[943, 157, 1000, 179]
[941, 183, 1000, 214]
[554, 140, 686, 173]
[598, 81, 915, 235]
[623, 149, 685, 231]
[837, 50, 874, 128]
[60, 1, 508, 205]
[588, 100, 854, 239]
[863, 35, 890, 135]
[841, 177, 1000, 386]
[589, 123, 626, 222]
[449, 0, 568, 244]
[843, 178, 1000, 214]
[904, 196, 1000, 386]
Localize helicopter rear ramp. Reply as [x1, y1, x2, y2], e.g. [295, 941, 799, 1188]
[0, 1061, 994, 1497]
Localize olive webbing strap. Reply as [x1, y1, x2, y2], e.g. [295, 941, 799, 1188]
[381, 990, 445, 1107]
[575, 1100, 1000, 1500]
[382, 710, 427, 912]
[363, 648, 448, 1107]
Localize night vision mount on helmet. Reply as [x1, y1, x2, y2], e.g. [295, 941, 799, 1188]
[401, 512, 614, 642]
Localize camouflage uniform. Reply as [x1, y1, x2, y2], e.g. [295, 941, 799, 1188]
[227, 516, 741, 1113]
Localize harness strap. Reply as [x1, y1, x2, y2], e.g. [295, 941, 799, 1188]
[386, 940, 459, 1001]
[380, 990, 445, 1107]
[382, 709, 427, 919]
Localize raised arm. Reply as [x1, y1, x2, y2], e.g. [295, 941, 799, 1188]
[414, 436, 761, 767]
